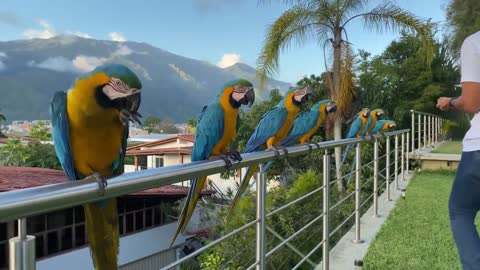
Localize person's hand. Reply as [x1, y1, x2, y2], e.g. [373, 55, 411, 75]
[437, 97, 451, 111]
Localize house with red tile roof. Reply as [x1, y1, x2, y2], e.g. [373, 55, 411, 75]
[0, 166, 214, 270]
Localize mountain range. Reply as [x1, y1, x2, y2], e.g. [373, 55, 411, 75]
[0, 35, 291, 123]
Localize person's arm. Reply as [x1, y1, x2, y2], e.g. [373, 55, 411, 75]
[438, 38, 480, 113]
[448, 83, 480, 113]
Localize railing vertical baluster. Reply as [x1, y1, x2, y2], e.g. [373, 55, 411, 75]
[401, 133, 405, 181]
[394, 134, 399, 190]
[322, 150, 330, 270]
[386, 136, 391, 201]
[353, 143, 363, 243]
[430, 115, 435, 146]
[424, 115, 427, 148]
[256, 164, 266, 270]
[406, 131, 410, 174]
[9, 218, 35, 270]
[373, 139, 379, 217]
[411, 110, 415, 151]
[418, 114, 421, 149]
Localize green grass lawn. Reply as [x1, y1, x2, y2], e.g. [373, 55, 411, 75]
[363, 171, 480, 270]
[431, 141, 462, 154]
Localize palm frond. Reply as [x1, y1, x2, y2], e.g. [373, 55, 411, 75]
[343, 2, 434, 66]
[337, 42, 356, 120]
[256, 4, 329, 90]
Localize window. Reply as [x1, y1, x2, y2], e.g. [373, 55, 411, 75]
[155, 156, 164, 168]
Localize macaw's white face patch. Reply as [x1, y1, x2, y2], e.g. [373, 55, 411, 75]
[102, 77, 141, 100]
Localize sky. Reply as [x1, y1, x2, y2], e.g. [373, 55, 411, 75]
[0, 0, 448, 83]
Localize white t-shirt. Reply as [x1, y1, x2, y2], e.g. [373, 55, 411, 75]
[461, 31, 480, 152]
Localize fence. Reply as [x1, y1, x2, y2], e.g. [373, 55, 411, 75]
[0, 127, 443, 270]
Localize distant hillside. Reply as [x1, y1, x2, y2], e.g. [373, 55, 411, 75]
[0, 35, 292, 123]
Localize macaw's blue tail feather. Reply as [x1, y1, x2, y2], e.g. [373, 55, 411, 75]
[170, 176, 207, 247]
[340, 144, 353, 169]
[225, 164, 258, 222]
[262, 160, 273, 173]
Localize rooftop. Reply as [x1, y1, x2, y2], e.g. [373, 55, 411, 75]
[0, 166, 214, 197]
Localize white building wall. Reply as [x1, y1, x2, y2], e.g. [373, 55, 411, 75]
[36, 223, 187, 270]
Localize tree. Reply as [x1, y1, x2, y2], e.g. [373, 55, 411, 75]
[143, 116, 162, 133]
[187, 117, 198, 133]
[0, 138, 61, 169]
[256, 0, 433, 191]
[446, 0, 480, 53]
[29, 121, 51, 141]
[0, 113, 5, 137]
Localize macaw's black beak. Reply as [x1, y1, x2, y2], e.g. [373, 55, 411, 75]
[244, 89, 255, 107]
[301, 87, 313, 103]
[326, 102, 337, 113]
[117, 92, 143, 126]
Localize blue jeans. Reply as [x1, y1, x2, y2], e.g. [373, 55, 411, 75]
[449, 150, 480, 270]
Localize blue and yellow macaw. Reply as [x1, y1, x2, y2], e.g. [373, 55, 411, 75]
[50, 64, 142, 270]
[340, 108, 371, 168]
[371, 119, 396, 135]
[261, 100, 337, 172]
[280, 100, 337, 146]
[226, 85, 313, 221]
[170, 79, 255, 246]
[361, 109, 384, 136]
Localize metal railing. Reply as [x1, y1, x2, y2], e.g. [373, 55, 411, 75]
[410, 110, 445, 152]
[1, 128, 434, 270]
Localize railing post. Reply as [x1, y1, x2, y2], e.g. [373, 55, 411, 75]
[386, 136, 391, 201]
[9, 218, 35, 270]
[373, 139, 379, 217]
[394, 134, 399, 190]
[411, 110, 415, 152]
[436, 117, 439, 144]
[322, 150, 330, 270]
[418, 114, 421, 149]
[406, 131, 410, 174]
[353, 143, 364, 243]
[423, 115, 427, 148]
[401, 132, 405, 181]
[430, 115, 435, 146]
[256, 164, 266, 270]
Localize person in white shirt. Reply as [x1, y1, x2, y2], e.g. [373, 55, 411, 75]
[437, 30, 480, 270]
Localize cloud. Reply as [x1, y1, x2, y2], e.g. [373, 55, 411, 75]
[29, 44, 136, 73]
[29, 56, 78, 73]
[217, 53, 242, 68]
[0, 11, 20, 26]
[66, 31, 92, 39]
[72, 55, 108, 72]
[112, 45, 133, 56]
[0, 52, 7, 71]
[23, 19, 57, 39]
[109, 32, 126, 42]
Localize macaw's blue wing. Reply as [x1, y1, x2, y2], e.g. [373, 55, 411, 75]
[170, 103, 224, 247]
[346, 117, 362, 139]
[371, 120, 386, 134]
[50, 91, 77, 181]
[244, 106, 288, 153]
[281, 110, 318, 147]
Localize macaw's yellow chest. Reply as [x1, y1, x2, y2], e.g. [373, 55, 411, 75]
[300, 113, 325, 144]
[67, 93, 124, 178]
[267, 111, 299, 147]
[212, 105, 238, 155]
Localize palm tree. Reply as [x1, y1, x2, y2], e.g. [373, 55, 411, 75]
[0, 113, 5, 123]
[257, 0, 432, 191]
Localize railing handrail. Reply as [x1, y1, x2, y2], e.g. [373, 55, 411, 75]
[410, 110, 439, 117]
[0, 129, 409, 223]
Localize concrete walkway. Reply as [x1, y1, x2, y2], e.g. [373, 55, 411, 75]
[316, 172, 413, 270]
